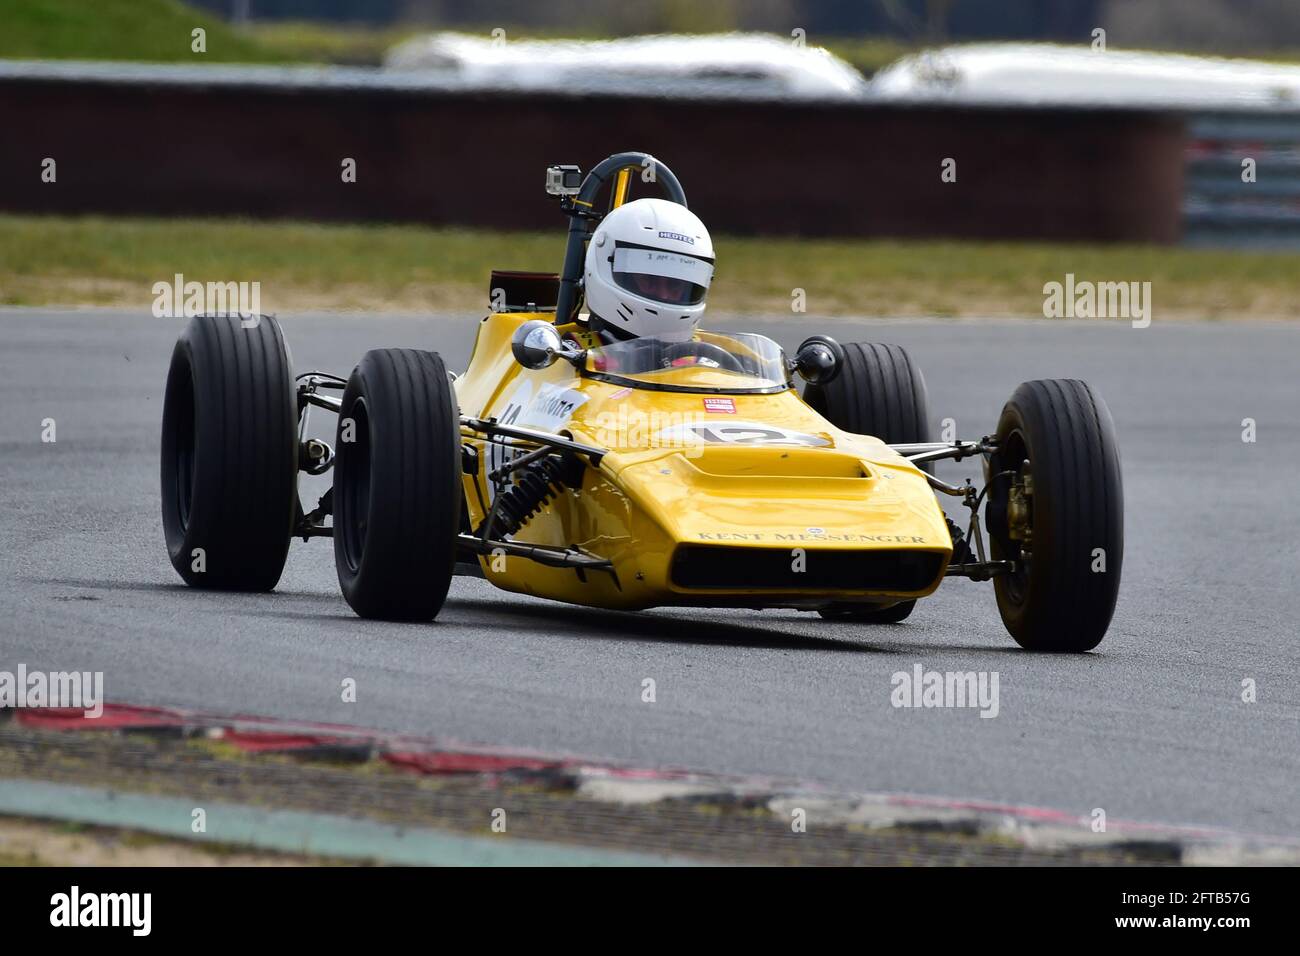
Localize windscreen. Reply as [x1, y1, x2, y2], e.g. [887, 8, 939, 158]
[584, 331, 788, 393]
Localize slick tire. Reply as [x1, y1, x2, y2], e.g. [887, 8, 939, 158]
[160, 314, 298, 591]
[333, 348, 461, 621]
[987, 379, 1123, 652]
[818, 600, 917, 623]
[802, 342, 931, 453]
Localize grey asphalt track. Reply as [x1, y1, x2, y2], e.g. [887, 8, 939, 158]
[2, 308, 1298, 837]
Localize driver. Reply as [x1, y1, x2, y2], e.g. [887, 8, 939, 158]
[581, 198, 714, 356]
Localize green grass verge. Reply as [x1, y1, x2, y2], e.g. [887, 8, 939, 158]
[2, 213, 1296, 320]
[5, 2, 1300, 75]
[241, 20, 420, 67]
[0, 0, 293, 63]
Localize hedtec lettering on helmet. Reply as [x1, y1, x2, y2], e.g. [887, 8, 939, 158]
[658, 231, 694, 244]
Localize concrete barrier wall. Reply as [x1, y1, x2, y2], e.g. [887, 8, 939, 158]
[2, 74, 1186, 242]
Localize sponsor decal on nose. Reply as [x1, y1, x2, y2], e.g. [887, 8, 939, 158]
[703, 397, 736, 414]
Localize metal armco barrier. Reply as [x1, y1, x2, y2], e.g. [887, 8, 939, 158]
[1184, 111, 1300, 247]
[3, 62, 1186, 242]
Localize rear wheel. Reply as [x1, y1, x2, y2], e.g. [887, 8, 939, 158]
[333, 348, 461, 621]
[805, 342, 930, 623]
[818, 600, 916, 623]
[986, 379, 1123, 652]
[160, 314, 298, 591]
[803, 342, 930, 450]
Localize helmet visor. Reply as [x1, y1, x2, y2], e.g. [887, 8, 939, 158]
[611, 246, 713, 306]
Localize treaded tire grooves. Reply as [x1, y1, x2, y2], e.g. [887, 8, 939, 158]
[804, 342, 931, 623]
[333, 349, 461, 621]
[991, 379, 1123, 652]
[160, 314, 298, 591]
[803, 342, 931, 450]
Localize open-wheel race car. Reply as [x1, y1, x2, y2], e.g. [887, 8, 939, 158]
[160, 152, 1123, 652]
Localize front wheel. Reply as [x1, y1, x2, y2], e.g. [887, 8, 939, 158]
[332, 349, 462, 621]
[986, 379, 1123, 652]
[160, 314, 298, 591]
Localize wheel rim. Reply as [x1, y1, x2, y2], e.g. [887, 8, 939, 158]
[339, 397, 371, 574]
[995, 428, 1032, 606]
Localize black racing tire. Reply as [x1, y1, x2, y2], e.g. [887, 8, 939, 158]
[805, 343, 930, 622]
[986, 379, 1123, 653]
[803, 342, 931, 450]
[818, 599, 916, 623]
[160, 314, 298, 591]
[333, 348, 461, 621]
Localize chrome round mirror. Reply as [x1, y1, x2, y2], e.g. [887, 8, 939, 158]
[511, 320, 564, 370]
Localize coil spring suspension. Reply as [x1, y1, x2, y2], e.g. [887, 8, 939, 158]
[488, 455, 581, 538]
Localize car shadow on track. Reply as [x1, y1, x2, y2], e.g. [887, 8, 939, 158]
[54, 574, 906, 654]
[723, 608, 1093, 659]
[37, 576, 343, 605]
[446, 598, 896, 654]
[36, 576, 194, 594]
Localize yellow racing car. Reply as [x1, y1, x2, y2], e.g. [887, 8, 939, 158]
[160, 152, 1123, 652]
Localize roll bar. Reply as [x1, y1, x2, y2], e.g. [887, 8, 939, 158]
[554, 152, 687, 324]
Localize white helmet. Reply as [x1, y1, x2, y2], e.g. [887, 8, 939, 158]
[583, 197, 714, 341]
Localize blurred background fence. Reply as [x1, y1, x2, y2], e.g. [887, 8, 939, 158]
[0, 62, 1185, 242]
[1183, 112, 1300, 247]
[8, 0, 1300, 247]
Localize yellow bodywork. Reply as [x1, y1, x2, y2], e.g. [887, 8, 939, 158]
[455, 312, 952, 610]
